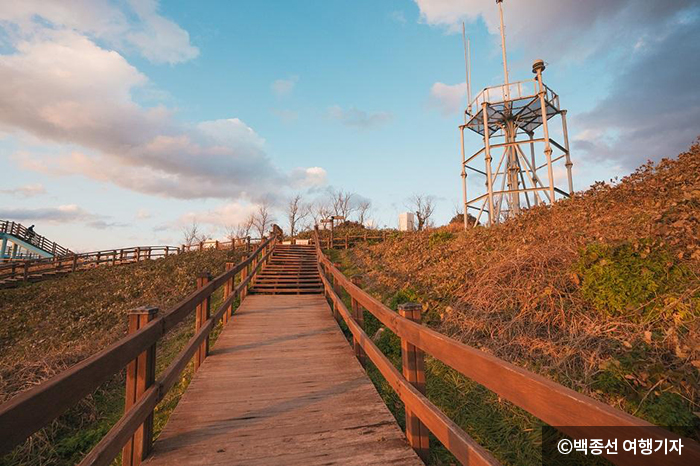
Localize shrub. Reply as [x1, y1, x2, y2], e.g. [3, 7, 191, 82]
[388, 287, 421, 310]
[576, 240, 692, 318]
[428, 230, 454, 247]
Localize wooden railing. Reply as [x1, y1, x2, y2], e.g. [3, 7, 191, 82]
[0, 220, 73, 257]
[0, 234, 278, 466]
[314, 232, 700, 466]
[180, 237, 261, 253]
[315, 231, 388, 250]
[0, 246, 180, 287]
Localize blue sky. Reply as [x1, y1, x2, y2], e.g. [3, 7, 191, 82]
[1, 0, 698, 251]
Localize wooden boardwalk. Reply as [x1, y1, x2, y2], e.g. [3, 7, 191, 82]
[144, 294, 422, 465]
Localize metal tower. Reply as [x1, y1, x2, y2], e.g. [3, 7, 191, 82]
[459, 0, 574, 228]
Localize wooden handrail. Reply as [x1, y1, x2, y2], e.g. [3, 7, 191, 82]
[318, 265, 500, 466]
[0, 220, 72, 257]
[313, 233, 700, 465]
[81, 244, 275, 466]
[0, 235, 277, 462]
[0, 245, 181, 284]
[179, 237, 262, 253]
[311, 231, 389, 250]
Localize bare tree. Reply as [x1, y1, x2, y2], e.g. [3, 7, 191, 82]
[224, 215, 254, 242]
[310, 199, 333, 226]
[287, 193, 309, 237]
[330, 189, 356, 220]
[242, 213, 255, 237]
[357, 200, 372, 226]
[406, 194, 436, 231]
[182, 220, 208, 246]
[252, 200, 275, 238]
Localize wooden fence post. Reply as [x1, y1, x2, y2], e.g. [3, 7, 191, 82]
[331, 263, 342, 321]
[320, 262, 329, 302]
[123, 306, 158, 466]
[223, 262, 234, 324]
[194, 272, 211, 372]
[240, 258, 249, 301]
[351, 276, 366, 367]
[112, 250, 117, 266]
[72, 254, 77, 272]
[345, 234, 349, 249]
[246, 236, 251, 254]
[398, 302, 429, 461]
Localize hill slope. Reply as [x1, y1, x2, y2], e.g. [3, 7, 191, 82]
[0, 249, 242, 465]
[339, 143, 700, 463]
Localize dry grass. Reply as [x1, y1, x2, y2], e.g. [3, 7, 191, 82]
[350, 142, 700, 442]
[0, 249, 242, 465]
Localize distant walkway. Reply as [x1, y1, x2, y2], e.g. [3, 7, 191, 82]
[144, 295, 422, 465]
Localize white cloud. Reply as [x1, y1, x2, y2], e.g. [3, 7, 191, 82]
[0, 204, 121, 230]
[429, 82, 467, 116]
[573, 19, 700, 168]
[177, 201, 258, 229]
[0, 0, 199, 64]
[0, 29, 325, 201]
[416, 0, 700, 166]
[123, 0, 199, 64]
[414, 0, 695, 62]
[290, 167, 327, 189]
[136, 209, 152, 219]
[271, 75, 299, 96]
[327, 105, 393, 129]
[0, 183, 46, 197]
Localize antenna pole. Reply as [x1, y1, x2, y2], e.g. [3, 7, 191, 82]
[468, 38, 472, 114]
[462, 23, 472, 115]
[497, 0, 509, 99]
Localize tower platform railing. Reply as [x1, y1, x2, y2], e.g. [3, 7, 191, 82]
[467, 78, 560, 115]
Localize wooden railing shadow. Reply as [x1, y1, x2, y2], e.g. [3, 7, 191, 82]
[0, 234, 278, 466]
[312, 231, 700, 466]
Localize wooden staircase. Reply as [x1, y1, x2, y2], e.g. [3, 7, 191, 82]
[249, 244, 323, 295]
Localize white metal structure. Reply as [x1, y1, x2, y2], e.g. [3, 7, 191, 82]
[459, 0, 574, 228]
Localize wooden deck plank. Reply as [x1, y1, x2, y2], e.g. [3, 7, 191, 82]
[144, 294, 422, 466]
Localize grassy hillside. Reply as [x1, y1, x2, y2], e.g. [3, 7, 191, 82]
[0, 249, 243, 466]
[333, 143, 700, 464]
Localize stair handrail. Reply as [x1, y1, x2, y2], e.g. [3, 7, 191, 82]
[0, 220, 73, 257]
[0, 245, 181, 283]
[313, 230, 700, 466]
[179, 236, 264, 253]
[0, 232, 281, 465]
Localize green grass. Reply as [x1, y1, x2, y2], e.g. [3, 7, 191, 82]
[576, 240, 696, 319]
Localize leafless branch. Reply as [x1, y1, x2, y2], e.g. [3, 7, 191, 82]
[406, 194, 436, 231]
[287, 193, 310, 237]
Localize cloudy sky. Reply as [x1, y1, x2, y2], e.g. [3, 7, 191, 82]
[1, 0, 698, 250]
